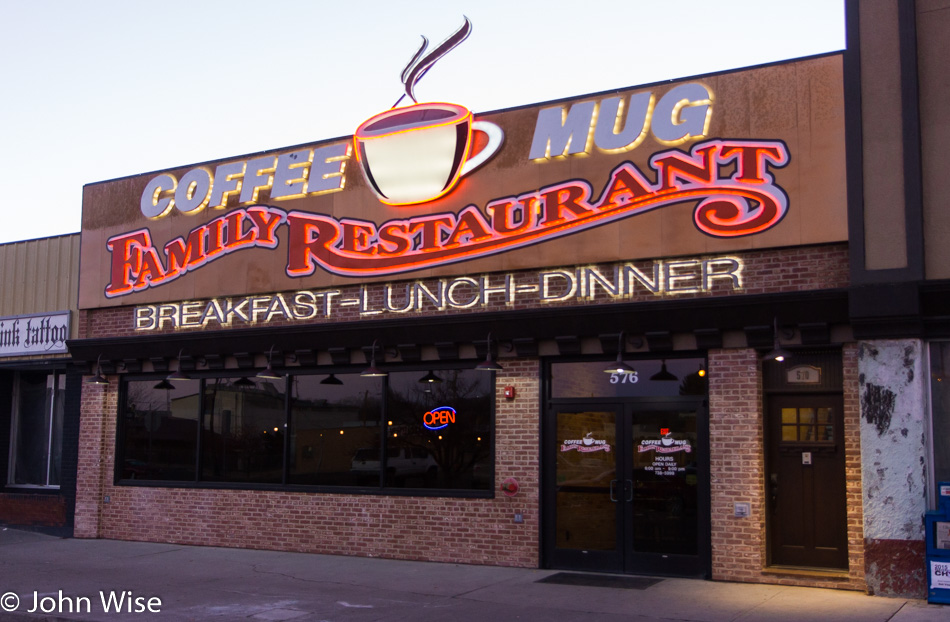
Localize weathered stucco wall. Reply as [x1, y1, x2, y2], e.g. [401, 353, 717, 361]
[859, 340, 928, 597]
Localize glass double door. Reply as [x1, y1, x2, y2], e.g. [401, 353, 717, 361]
[544, 399, 708, 577]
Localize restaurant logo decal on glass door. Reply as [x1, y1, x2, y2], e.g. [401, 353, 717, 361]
[638, 428, 692, 454]
[561, 432, 611, 453]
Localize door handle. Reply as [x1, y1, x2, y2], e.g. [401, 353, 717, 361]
[769, 473, 779, 509]
[625, 479, 633, 502]
[610, 479, 618, 502]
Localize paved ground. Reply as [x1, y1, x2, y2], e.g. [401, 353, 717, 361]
[0, 527, 946, 621]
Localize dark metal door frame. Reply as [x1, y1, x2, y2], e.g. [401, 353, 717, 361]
[542, 396, 710, 577]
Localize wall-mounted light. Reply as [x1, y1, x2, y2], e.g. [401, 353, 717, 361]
[762, 318, 793, 362]
[360, 340, 388, 377]
[167, 349, 195, 381]
[604, 331, 636, 374]
[257, 345, 284, 380]
[85, 354, 110, 386]
[475, 333, 504, 372]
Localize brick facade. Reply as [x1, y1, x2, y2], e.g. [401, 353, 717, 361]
[74, 243, 868, 587]
[76, 359, 541, 568]
[0, 493, 66, 527]
[708, 345, 865, 591]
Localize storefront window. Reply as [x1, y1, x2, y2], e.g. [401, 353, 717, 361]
[385, 369, 492, 490]
[551, 358, 706, 399]
[202, 377, 286, 483]
[117, 366, 492, 494]
[289, 374, 382, 486]
[122, 379, 198, 481]
[931, 343, 950, 494]
[9, 371, 64, 487]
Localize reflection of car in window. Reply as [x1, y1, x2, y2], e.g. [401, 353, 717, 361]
[351, 447, 438, 484]
[123, 459, 149, 479]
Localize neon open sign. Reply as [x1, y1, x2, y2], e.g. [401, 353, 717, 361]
[424, 406, 457, 430]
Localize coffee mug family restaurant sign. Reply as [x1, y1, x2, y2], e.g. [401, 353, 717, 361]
[79, 20, 846, 309]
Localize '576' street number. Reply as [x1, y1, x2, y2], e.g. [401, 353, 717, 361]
[609, 371, 639, 384]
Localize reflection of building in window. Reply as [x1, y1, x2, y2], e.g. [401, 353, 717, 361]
[118, 368, 493, 493]
[384, 369, 492, 490]
[9, 371, 65, 487]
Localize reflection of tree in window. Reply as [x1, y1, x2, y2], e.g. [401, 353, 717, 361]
[122, 380, 197, 481]
[386, 370, 491, 489]
[202, 377, 285, 483]
[678, 371, 707, 396]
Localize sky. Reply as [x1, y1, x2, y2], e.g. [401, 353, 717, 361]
[0, 1, 845, 244]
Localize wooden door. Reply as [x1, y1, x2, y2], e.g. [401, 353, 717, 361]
[767, 394, 848, 569]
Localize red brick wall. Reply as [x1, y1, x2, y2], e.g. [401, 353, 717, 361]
[708, 346, 865, 591]
[75, 359, 540, 568]
[80, 244, 849, 340]
[843, 344, 867, 586]
[709, 348, 767, 581]
[0, 493, 66, 527]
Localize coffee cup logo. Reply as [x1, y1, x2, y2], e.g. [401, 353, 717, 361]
[354, 17, 504, 206]
[355, 102, 503, 205]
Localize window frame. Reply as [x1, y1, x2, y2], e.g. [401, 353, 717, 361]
[114, 365, 495, 499]
[6, 369, 64, 489]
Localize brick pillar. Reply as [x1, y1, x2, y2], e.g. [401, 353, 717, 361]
[708, 348, 766, 582]
[74, 380, 115, 538]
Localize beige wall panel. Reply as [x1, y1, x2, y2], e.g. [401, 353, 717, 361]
[917, 2, 950, 279]
[0, 234, 79, 335]
[860, 0, 908, 270]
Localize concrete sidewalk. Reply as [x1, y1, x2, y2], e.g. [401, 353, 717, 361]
[0, 527, 945, 622]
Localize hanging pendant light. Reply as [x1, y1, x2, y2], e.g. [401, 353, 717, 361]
[650, 360, 678, 381]
[418, 370, 442, 384]
[320, 374, 344, 385]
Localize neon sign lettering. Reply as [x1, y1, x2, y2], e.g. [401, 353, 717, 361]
[106, 139, 784, 298]
[287, 139, 787, 277]
[424, 406, 456, 430]
[105, 206, 285, 298]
